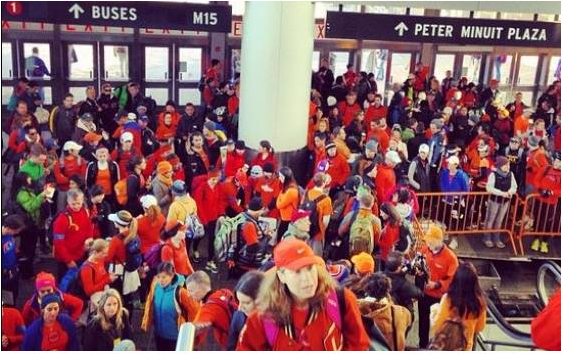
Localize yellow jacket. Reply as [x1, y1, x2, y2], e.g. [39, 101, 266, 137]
[167, 195, 198, 223]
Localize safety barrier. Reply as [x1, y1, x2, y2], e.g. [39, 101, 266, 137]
[517, 193, 561, 256]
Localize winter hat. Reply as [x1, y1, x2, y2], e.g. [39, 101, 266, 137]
[235, 140, 246, 150]
[248, 197, 263, 212]
[447, 155, 460, 165]
[447, 144, 460, 154]
[63, 141, 83, 152]
[204, 120, 216, 131]
[35, 272, 56, 291]
[138, 114, 149, 122]
[263, 162, 275, 174]
[351, 252, 375, 275]
[327, 264, 350, 284]
[140, 195, 158, 209]
[44, 138, 59, 150]
[127, 112, 137, 121]
[250, 165, 263, 178]
[385, 150, 402, 165]
[325, 142, 337, 151]
[120, 132, 134, 143]
[171, 180, 187, 195]
[136, 105, 147, 113]
[40, 292, 62, 310]
[365, 139, 378, 152]
[291, 209, 312, 223]
[495, 156, 509, 169]
[81, 112, 94, 122]
[157, 161, 173, 175]
[419, 144, 430, 153]
[327, 96, 337, 107]
[316, 159, 330, 173]
[424, 223, 444, 243]
[527, 135, 540, 149]
[498, 108, 510, 118]
[226, 139, 235, 146]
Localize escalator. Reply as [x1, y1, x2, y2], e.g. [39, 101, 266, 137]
[477, 261, 561, 351]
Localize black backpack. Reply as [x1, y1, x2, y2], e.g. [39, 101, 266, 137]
[64, 262, 95, 302]
[121, 235, 143, 272]
[300, 193, 328, 237]
[197, 76, 206, 92]
[45, 210, 73, 243]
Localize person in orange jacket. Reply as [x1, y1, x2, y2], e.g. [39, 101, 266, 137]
[325, 142, 350, 190]
[417, 224, 459, 349]
[531, 287, 561, 351]
[364, 93, 387, 128]
[276, 167, 301, 242]
[192, 169, 222, 264]
[224, 140, 247, 177]
[160, 220, 194, 277]
[220, 169, 251, 217]
[253, 162, 282, 218]
[236, 238, 370, 351]
[338, 90, 362, 127]
[525, 135, 550, 194]
[156, 112, 178, 142]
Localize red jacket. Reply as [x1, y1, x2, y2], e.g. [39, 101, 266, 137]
[254, 176, 282, 218]
[536, 166, 561, 204]
[220, 179, 250, 215]
[1, 307, 25, 350]
[414, 66, 429, 92]
[195, 290, 236, 350]
[527, 149, 550, 190]
[193, 180, 222, 224]
[313, 147, 327, 173]
[53, 156, 87, 191]
[225, 151, 246, 177]
[53, 207, 93, 264]
[22, 291, 83, 325]
[237, 288, 369, 351]
[105, 232, 127, 265]
[137, 213, 165, 253]
[421, 245, 459, 298]
[80, 259, 111, 297]
[531, 288, 561, 351]
[251, 153, 278, 171]
[374, 164, 396, 204]
[111, 148, 140, 180]
[338, 101, 361, 127]
[370, 128, 390, 152]
[228, 96, 239, 116]
[156, 124, 177, 141]
[327, 153, 350, 188]
[378, 223, 399, 261]
[365, 105, 387, 128]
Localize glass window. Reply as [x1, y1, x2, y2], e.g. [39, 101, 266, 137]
[178, 48, 202, 82]
[43, 87, 52, 105]
[500, 13, 534, 21]
[440, 9, 470, 18]
[229, 0, 245, 16]
[547, 56, 561, 82]
[104, 45, 129, 80]
[538, 14, 556, 22]
[461, 54, 482, 83]
[342, 4, 360, 12]
[314, 2, 338, 19]
[145, 47, 169, 81]
[519, 91, 534, 106]
[144, 88, 169, 106]
[231, 49, 241, 81]
[365, 5, 406, 14]
[409, 8, 425, 16]
[2, 43, 13, 79]
[493, 54, 513, 85]
[179, 88, 201, 106]
[68, 44, 94, 80]
[68, 86, 88, 102]
[2, 86, 12, 105]
[518, 56, 539, 85]
[312, 51, 320, 71]
[23, 43, 51, 79]
[329, 51, 350, 77]
[474, 11, 497, 19]
[434, 54, 455, 83]
[389, 53, 411, 84]
[361, 49, 388, 92]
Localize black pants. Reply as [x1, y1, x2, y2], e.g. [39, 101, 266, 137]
[418, 294, 441, 348]
[155, 335, 177, 351]
[1, 269, 19, 305]
[277, 220, 290, 243]
[205, 221, 217, 261]
[19, 223, 40, 278]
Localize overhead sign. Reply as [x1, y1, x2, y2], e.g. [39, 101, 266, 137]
[1, 1, 232, 32]
[325, 12, 561, 48]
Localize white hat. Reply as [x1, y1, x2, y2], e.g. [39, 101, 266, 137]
[120, 131, 134, 143]
[327, 96, 337, 107]
[140, 195, 158, 209]
[63, 141, 83, 151]
[385, 150, 402, 165]
[127, 112, 137, 121]
[443, 107, 453, 115]
[447, 155, 460, 165]
[419, 144, 430, 153]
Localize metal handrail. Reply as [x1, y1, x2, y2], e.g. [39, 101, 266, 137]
[175, 323, 196, 351]
[484, 296, 534, 345]
[536, 261, 561, 308]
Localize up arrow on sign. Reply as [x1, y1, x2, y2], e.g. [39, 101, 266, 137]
[68, 3, 85, 19]
[394, 22, 408, 36]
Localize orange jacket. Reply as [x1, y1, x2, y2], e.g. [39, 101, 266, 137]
[421, 245, 459, 298]
[536, 166, 561, 204]
[53, 156, 87, 191]
[237, 288, 369, 351]
[276, 185, 300, 222]
[327, 152, 351, 188]
[137, 214, 166, 254]
[305, 189, 333, 241]
[338, 101, 362, 127]
[374, 164, 396, 204]
[365, 105, 387, 128]
[80, 259, 111, 297]
[527, 149, 550, 190]
[433, 295, 486, 350]
[254, 176, 282, 218]
[156, 124, 177, 141]
[161, 239, 194, 276]
[531, 288, 561, 351]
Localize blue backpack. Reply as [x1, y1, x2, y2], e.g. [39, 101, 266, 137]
[123, 236, 143, 272]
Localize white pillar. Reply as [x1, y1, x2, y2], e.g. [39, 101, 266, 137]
[238, 1, 314, 152]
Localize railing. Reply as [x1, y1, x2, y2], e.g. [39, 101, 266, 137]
[414, 192, 561, 256]
[175, 323, 196, 351]
[536, 261, 561, 307]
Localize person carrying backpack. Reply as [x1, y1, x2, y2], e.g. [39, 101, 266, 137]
[80, 239, 117, 305]
[160, 220, 195, 276]
[237, 238, 369, 350]
[301, 172, 333, 256]
[141, 262, 201, 350]
[338, 192, 381, 258]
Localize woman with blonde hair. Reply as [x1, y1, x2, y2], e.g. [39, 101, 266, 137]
[81, 238, 117, 314]
[83, 288, 134, 351]
[237, 239, 369, 351]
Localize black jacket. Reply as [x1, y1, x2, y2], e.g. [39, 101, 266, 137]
[97, 94, 119, 134]
[79, 98, 101, 126]
[177, 112, 204, 139]
[182, 149, 209, 192]
[385, 271, 423, 314]
[141, 128, 159, 157]
[52, 106, 77, 144]
[85, 161, 120, 191]
[83, 313, 132, 351]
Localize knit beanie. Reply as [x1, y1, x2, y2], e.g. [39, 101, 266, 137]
[36, 272, 56, 291]
[157, 161, 173, 175]
[40, 292, 62, 310]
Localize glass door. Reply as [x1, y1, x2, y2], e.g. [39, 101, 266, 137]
[65, 43, 98, 102]
[513, 55, 540, 106]
[433, 53, 455, 83]
[21, 42, 53, 105]
[361, 49, 388, 93]
[329, 51, 350, 78]
[143, 46, 171, 106]
[1, 41, 17, 108]
[176, 46, 203, 106]
[461, 54, 483, 83]
[388, 52, 412, 102]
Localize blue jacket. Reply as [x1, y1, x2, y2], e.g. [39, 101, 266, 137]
[227, 310, 247, 350]
[153, 274, 186, 340]
[440, 169, 469, 203]
[1, 234, 17, 271]
[21, 314, 79, 351]
[429, 133, 445, 166]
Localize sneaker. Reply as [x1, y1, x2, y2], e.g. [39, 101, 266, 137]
[449, 237, 458, 250]
[192, 250, 201, 263]
[531, 238, 540, 251]
[495, 241, 506, 249]
[540, 241, 549, 254]
[205, 261, 218, 273]
[483, 239, 495, 248]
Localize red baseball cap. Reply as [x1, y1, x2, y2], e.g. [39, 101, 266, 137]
[273, 239, 323, 271]
[290, 209, 311, 223]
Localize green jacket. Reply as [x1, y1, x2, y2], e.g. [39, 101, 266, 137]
[20, 160, 44, 182]
[401, 128, 415, 142]
[16, 188, 45, 226]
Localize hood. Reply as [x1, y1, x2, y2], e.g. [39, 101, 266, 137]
[358, 297, 391, 318]
[162, 274, 185, 291]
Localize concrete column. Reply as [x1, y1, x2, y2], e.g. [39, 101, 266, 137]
[238, 1, 314, 152]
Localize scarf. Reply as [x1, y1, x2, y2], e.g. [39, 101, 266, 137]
[157, 172, 173, 187]
[77, 119, 96, 133]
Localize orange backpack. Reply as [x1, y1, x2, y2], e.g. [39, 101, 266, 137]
[114, 178, 128, 205]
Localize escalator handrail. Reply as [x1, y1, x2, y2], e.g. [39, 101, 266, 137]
[175, 322, 196, 351]
[536, 261, 561, 308]
[484, 296, 535, 345]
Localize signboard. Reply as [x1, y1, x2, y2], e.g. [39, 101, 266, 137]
[325, 12, 561, 48]
[1, 1, 232, 32]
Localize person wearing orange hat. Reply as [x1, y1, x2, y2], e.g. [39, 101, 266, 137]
[80, 132, 104, 163]
[493, 107, 513, 152]
[418, 223, 459, 349]
[351, 252, 375, 275]
[151, 161, 174, 215]
[237, 239, 369, 351]
[160, 220, 194, 276]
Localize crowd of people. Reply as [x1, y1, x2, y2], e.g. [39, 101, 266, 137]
[1, 56, 561, 351]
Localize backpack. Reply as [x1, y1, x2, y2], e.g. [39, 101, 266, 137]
[214, 213, 248, 262]
[428, 316, 467, 351]
[185, 213, 205, 240]
[330, 190, 350, 222]
[59, 261, 94, 301]
[231, 216, 269, 268]
[45, 210, 73, 243]
[144, 242, 164, 270]
[300, 193, 328, 237]
[197, 76, 206, 92]
[396, 220, 415, 254]
[263, 288, 345, 349]
[349, 212, 374, 256]
[206, 289, 238, 323]
[122, 235, 143, 272]
[114, 174, 137, 206]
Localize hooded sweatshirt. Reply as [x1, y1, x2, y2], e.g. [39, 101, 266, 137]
[358, 297, 412, 351]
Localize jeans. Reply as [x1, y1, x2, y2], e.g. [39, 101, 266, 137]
[418, 294, 441, 348]
[482, 199, 511, 243]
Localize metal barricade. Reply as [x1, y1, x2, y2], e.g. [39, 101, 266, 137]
[517, 193, 561, 256]
[415, 192, 520, 255]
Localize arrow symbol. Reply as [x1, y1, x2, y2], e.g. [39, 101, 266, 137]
[68, 3, 85, 19]
[394, 22, 408, 36]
